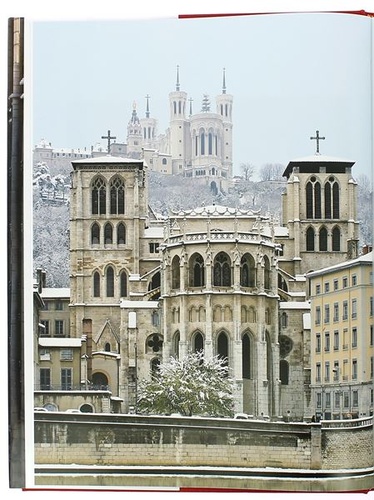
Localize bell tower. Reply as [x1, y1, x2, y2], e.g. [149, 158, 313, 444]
[280, 131, 360, 275]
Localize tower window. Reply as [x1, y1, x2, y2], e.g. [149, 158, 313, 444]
[306, 227, 315, 251]
[110, 177, 125, 214]
[92, 177, 106, 215]
[106, 266, 114, 297]
[319, 227, 328, 251]
[91, 223, 100, 245]
[117, 223, 126, 244]
[104, 223, 113, 244]
[332, 226, 341, 251]
[213, 252, 231, 287]
[93, 271, 100, 297]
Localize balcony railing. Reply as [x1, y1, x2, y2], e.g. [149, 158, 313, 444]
[34, 384, 111, 392]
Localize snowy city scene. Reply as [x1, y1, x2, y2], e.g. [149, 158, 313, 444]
[7, 3, 374, 494]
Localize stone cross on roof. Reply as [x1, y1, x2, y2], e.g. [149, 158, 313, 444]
[310, 130, 325, 154]
[101, 130, 116, 153]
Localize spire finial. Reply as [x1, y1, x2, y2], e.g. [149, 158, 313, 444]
[222, 67, 226, 94]
[145, 94, 150, 118]
[176, 65, 180, 91]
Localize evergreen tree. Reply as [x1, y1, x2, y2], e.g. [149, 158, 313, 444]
[137, 350, 235, 417]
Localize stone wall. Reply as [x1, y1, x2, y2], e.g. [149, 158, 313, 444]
[34, 414, 373, 471]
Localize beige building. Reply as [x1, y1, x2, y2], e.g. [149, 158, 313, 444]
[307, 248, 373, 420]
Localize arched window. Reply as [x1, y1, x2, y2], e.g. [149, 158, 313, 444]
[193, 332, 204, 353]
[93, 271, 100, 297]
[104, 223, 113, 244]
[106, 266, 114, 297]
[172, 255, 180, 289]
[173, 101, 177, 114]
[264, 255, 271, 290]
[105, 342, 111, 352]
[240, 253, 256, 287]
[332, 226, 341, 251]
[200, 130, 205, 155]
[91, 223, 100, 244]
[281, 312, 288, 328]
[190, 253, 205, 287]
[91, 177, 106, 215]
[280, 360, 289, 385]
[162, 158, 167, 165]
[306, 177, 321, 219]
[151, 358, 161, 375]
[217, 331, 229, 369]
[173, 331, 180, 358]
[242, 333, 252, 379]
[319, 227, 328, 251]
[306, 227, 315, 251]
[324, 177, 340, 219]
[213, 252, 231, 286]
[117, 223, 126, 244]
[110, 177, 125, 214]
[120, 270, 127, 297]
[208, 131, 213, 155]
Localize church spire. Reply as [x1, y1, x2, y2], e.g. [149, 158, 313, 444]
[145, 94, 150, 118]
[222, 67, 226, 94]
[176, 65, 180, 91]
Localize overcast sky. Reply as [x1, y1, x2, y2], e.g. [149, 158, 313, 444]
[30, 9, 373, 180]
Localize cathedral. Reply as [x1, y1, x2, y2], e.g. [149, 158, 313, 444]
[67, 137, 360, 419]
[110, 66, 233, 194]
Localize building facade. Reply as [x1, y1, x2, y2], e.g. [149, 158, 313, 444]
[34, 143, 369, 419]
[307, 249, 374, 420]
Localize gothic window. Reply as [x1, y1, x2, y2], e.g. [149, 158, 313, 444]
[242, 333, 252, 379]
[117, 223, 126, 244]
[91, 177, 106, 215]
[332, 226, 341, 251]
[106, 266, 114, 297]
[281, 312, 288, 328]
[105, 342, 111, 352]
[217, 331, 229, 368]
[306, 177, 321, 219]
[319, 227, 328, 251]
[279, 335, 293, 357]
[104, 223, 113, 244]
[213, 252, 231, 286]
[120, 270, 127, 297]
[264, 255, 271, 290]
[110, 177, 125, 214]
[93, 271, 100, 297]
[151, 358, 161, 375]
[240, 253, 256, 287]
[172, 255, 181, 289]
[147, 334, 163, 353]
[173, 331, 180, 358]
[91, 223, 100, 244]
[279, 360, 289, 385]
[324, 177, 340, 219]
[266, 331, 273, 383]
[193, 332, 204, 353]
[190, 253, 205, 287]
[306, 226, 315, 251]
[241, 306, 247, 323]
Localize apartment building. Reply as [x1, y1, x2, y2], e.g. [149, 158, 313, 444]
[307, 248, 373, 420]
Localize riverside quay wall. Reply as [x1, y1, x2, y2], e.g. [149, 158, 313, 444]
[34, 413, 373, 471]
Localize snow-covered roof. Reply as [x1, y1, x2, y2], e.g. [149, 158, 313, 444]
[307, 251, 373, 278]
[279, 301, 310, 310]
[144, 227, 164, 238]
[41, 288, 70, 299]
[288, 154, 355, 164]
[72, 155, 143, 165]
[171, 204, 261, 217]
[303, 312, 311, 330]
[39, 337, 81, 348]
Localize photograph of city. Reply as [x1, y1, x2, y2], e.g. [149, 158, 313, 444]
[7, 3, 374, 494]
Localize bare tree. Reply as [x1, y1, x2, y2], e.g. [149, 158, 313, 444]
[259, 163, 285, 181]
[240, 163, 255, 181]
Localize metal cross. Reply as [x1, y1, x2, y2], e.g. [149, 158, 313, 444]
[310, 130, 325, 154]
[101, 130, 116, 153]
